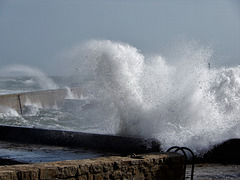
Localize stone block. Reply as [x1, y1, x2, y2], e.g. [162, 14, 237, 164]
[57, 165, 78, 178]
[77, 164, 90, 175]
[39, 167, 57, 180]
[77, 174, 87, 180]
[17, 169, 38, 180]
[89, 164, 103, 173]
[0, 171, 18, 180]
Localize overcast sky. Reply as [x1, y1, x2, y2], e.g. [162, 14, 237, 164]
[0, 0, 239, 75]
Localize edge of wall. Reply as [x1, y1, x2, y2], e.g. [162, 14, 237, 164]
[0, 153, 184, 180]
[0, 125, 161, 154]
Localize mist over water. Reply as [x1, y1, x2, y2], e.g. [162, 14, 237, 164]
[64, 40, 240, 154]
[0, 65, 59, 90]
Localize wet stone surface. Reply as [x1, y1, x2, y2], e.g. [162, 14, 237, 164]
[0, 141, 108, 164]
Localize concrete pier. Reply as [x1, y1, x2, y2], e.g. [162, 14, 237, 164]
[0, 125, 160, 154]
[0, 87, 82, 114]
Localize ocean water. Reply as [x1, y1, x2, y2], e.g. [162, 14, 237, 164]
[0, 40, 240, 157]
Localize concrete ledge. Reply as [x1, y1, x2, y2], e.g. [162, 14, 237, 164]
[0, 125, 160, 154]
[0, 153, 184, 180]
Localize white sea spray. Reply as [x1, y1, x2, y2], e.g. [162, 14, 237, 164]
[65, 40, 240, 154]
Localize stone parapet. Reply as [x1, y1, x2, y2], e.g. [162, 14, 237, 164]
[0, 153, 184, 180]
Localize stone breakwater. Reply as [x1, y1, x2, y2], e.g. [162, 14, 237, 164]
[0, 153, 184, 180]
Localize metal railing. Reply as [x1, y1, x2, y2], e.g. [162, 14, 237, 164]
[167, 146, 195, 180]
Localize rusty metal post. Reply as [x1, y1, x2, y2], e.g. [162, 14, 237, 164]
[17, 95, 23, 115]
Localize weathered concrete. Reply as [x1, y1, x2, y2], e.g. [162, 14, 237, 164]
[0, 87, 82, 114]
[0, 153, 185, 180]
[0, 125, 160, 154]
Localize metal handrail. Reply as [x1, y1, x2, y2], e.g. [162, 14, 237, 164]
[167, 146, 195, 180]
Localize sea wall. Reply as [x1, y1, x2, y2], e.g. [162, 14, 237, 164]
[0, 125, 160, 154]
[0, 153, 184, 180]
[0, 87, 82, 114]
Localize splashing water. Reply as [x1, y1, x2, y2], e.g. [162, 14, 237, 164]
[0, 106, 19, 118]
[0, 65, 59, 90]
[64, 40, 240, 154]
